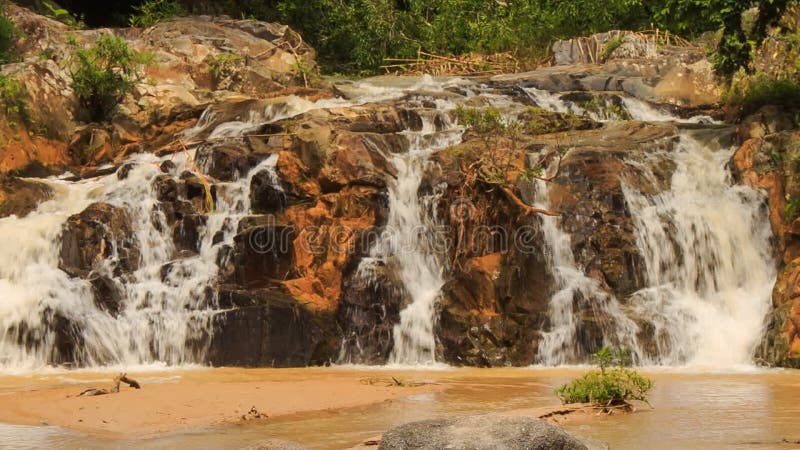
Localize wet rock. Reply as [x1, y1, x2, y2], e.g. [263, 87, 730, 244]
[209, 288, 330, 367]
[250, 169, 288, 213]
[337, 260, 404, 363]
[173, 214, 207, 254]
[153, 175, 179, 203]
[88, 273, 124, 317]
[0, 176, 53, 219]
[59, 203, 140, 278]
[379, 415, 588, 450]
[735, 130, 800, 367]
[195, 141, 272, 181]
[160, 160, 177, 174]
[232, 224, 296, 288]
[44, 310, 85, 366]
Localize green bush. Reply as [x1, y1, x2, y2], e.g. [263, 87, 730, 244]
[0, 74, 30, 127]
[129, 0, 186, 28]
[209, 52, 242, 81]
[0, 1, 17, 64]
[70, 34, 152, 122]
[554, 346, 653, 407]
[727, 75, 800, 113]
[43, 1, 84, 28]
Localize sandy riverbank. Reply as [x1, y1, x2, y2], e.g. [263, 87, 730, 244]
[0, 368, 444, 437]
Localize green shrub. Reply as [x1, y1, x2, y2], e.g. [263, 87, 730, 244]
[600, 35, 625, 61]
[0, 75, 30, 127]
[726, 75, 800, 113]
[554, 346, 653, 407]
[0, 1, 17, 64]
[209, 52, 242, 81]
[129, 0, 186, 28]
[43, 1, 84, 28]
[70, 34, 153, 122]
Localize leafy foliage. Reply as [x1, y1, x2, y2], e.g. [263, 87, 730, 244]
[555, 346, 653, 407]
[129, 0, 186, 27]
[0, 74, 30, 127]
[43, 1, 85, 28]
[209, 52, 242, 81]
[70, 34, 152, 122]
[0, 0, 17, 64]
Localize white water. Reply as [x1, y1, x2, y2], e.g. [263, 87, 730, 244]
[623, 135, 776, 367]
[0, 76, 473, 372]
[0, 73, 777, 372]
[525, 87, 716, 124]
[532, 161, 640, 365]
[356, 110, 463, 365]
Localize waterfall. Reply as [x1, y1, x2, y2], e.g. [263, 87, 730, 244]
[0, 150, 285, 371]
[355, 111, 463, 365]
[622, 135, 776, 367]
[532, 163, 640, 365]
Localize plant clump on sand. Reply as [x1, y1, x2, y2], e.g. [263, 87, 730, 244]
[555, 346, 653, 409]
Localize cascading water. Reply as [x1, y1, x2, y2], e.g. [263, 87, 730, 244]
[531, 160, 640, 365]
[0, 149, 285, 371]
[0, 76, 473, 372]
[356, 109, 463, 365]
[623, 135, 776, 367]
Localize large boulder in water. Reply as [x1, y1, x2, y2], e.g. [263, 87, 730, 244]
[379, 415, 588, 450]
[59, 202, 140, 278]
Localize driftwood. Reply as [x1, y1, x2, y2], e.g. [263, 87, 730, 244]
[78, 373, 141, 397]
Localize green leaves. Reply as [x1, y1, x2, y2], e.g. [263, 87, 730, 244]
[0, 75, 30, 128]
[129, 0, 187, 28]
[0, 1, 17, 64]
[70, 35, 152, 122]
[555, 346, 651, 407]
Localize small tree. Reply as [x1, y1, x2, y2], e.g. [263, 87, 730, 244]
[555, 346, 653, 408]
[70, 34, 152, 122]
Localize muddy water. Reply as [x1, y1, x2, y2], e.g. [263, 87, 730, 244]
[0, 368, 798, 449]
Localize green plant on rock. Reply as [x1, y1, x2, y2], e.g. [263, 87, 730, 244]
[786, 197, 800, 221]
[555, 346, 653, 408]
[210, 52, 243, 82]
[43, 1, 84, 29]
[0, 0, 17, 64]
[600, 35, 625, 61]
[0, 75, 31, 128]
[129, 0, 186, 28]
[70, 34, 153, 122]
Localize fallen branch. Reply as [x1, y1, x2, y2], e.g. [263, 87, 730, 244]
[77, 373, 141, 397]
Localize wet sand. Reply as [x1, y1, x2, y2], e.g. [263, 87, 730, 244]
[0, 368, 442, 437]
[0, 367, 799, 449]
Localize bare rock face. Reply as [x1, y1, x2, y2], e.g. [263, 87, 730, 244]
[208, 288, 332, 367]
[734, 119, 800, 368]
[58, 202, 140, 278]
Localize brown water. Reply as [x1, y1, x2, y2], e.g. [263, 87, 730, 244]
[0, 367, 798, 449]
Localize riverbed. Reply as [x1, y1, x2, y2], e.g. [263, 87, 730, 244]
[0, 367, 797, 449]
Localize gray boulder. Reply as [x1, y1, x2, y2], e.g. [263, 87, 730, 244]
[379, 415, 588, 450]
